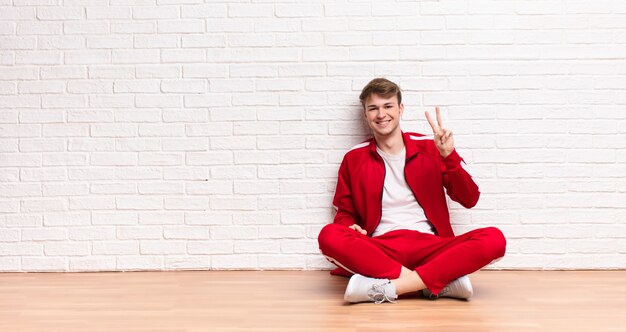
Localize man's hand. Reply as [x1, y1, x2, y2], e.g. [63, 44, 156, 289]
[348, 224, 367, 235]
[425, 106, 454, 158]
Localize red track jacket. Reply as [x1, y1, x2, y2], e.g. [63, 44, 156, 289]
[332, 131, 480, 238]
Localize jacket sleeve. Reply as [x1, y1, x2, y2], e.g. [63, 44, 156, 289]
[440, 149, 480, 208]
[332, 157, 359, 227]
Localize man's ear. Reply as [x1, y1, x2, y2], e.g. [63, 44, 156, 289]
[399, 103, 404, 117]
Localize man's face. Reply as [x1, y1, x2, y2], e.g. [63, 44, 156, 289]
[363, 93, 404, 139]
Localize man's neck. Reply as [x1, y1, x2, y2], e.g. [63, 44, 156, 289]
[374, 130, 405, 155]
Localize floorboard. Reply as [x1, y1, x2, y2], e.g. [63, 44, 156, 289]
[0, 270, 624, 331]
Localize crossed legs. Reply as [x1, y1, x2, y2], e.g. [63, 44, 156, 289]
[318, 223, 507, 296]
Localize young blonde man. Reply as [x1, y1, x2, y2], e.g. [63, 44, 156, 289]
[318, 78, 506, 303]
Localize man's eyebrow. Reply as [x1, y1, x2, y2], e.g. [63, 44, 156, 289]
[366, 102, 394, 109]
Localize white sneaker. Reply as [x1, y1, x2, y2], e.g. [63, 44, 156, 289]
[344, 274, 397, 304]
[422, 275, 473, 300]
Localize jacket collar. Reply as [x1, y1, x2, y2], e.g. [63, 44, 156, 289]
[368, 131, 419, 160]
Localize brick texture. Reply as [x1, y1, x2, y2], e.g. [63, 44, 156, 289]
[0, 1, 625, 271]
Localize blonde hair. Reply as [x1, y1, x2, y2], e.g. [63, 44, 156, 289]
[359, 78, 402, 109]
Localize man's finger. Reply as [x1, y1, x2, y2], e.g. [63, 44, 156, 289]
[349, 224, 366, 235]
[353, 224, 365, 234]
[425, 111, 438, 132]
[436, 106, 443, 128]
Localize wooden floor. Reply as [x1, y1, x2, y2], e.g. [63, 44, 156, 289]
[0, 271, 624, 331]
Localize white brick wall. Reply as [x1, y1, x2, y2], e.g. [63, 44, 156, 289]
[1, 0, 625, 272]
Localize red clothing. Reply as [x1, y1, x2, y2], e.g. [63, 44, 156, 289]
[319, 224, 506, 294]
[320, 131, 506, 295]
[332, 131, 480, 238]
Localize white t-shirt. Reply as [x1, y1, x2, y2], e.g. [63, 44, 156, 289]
[372, 146, 435, 237]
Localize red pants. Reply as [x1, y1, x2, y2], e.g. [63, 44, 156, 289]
[318, 223, 507, 295]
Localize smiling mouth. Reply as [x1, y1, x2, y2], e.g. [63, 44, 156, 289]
[376, 120, 391, 125]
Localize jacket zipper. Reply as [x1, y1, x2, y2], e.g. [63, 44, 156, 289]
[372, 152, 387, 234]
[404, 155, 436, 235]
[376, 153, 385, 234]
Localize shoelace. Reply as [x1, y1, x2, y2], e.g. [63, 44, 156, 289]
[367, 283, 395, 304]
[427, 285, 449, 300]
[439, 284, 451, 296]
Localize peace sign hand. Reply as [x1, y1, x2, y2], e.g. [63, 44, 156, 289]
[425, 106, 454, 158]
